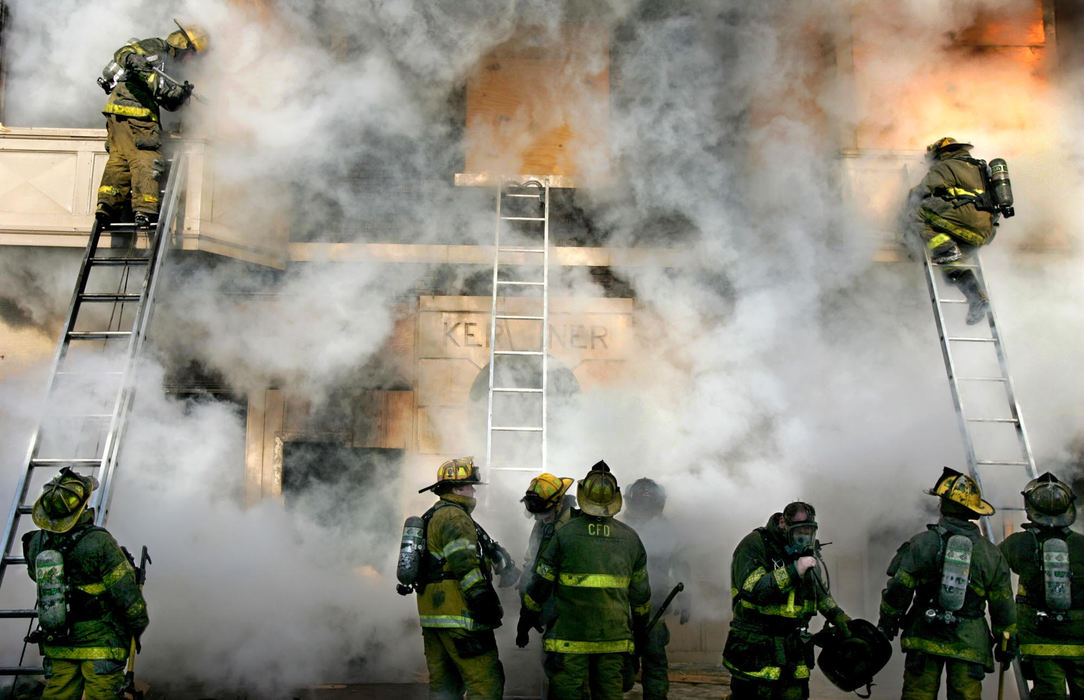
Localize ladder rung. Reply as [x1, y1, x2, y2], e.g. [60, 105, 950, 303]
[30, 458, 103, 467]
[16, 505, 31, 515]
[0, 609, 36, 618]
[505, 193, 543, 198]
[494, 350, 544, 356]
[1, 557, 28, 567]
[956, 376, 1007, 382]
[976, 460, 1030, 466]
[0, 666, 45, 676]
[492, 387, 544, 393]
[79, 293, 141, 302]
[946, 337, 995, 343]
[937, 299, 968, 304]
[491, 426, 544, 432]
[89, 257, 150, 266]
[56, 370, 124, 376]
[500, 216, 546, 222]
[495, 314, 545, 321]
[965, 418, 1019, 424]
[487, 466, 543, 472]
[497, 280, 544, 287]
[498, 246, 545, 253]
[67, 331, 133, 339]
[50, 413, 112, 419]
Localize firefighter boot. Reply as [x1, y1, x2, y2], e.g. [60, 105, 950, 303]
[133, 212, 156, 257]
[948, 269, 989, 325]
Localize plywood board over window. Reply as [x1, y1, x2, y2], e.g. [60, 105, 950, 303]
[464, 24, 611, 182]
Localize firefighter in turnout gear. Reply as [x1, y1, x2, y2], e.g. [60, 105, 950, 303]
[515, 473, 575, 647]
[21, 467, 149, 700]
[623, 478, 690, 700]
[415, 457, 504, 699]
[520, 461, 651, 700]
[906, 137, 1012, 325]
[723, 502, 851, 700]
[999, 472, 1084, 699]
[95, 20, 208, 242]
[878, 468, 1016, 700]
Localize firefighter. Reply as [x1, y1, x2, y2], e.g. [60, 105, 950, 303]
[95, 20, 208, 243]
[999, 472, 1084, 699]
[878, 467, 1016, 700]
[519, 460, 651, 700]
[906, 137, 1009, 325]
[723, 501, 851, 700]
[416, 457, 504, 700]
[622, 478, 690, 700]
[21, 467, 148, 700]
[519, 473, 576, 580]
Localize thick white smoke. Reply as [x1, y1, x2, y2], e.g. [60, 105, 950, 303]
[0, 0, 1081, 696]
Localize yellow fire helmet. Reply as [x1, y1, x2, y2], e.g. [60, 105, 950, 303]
[522, 473, 574, 514]
[927, 467, 994, 516]
[1022, 472, 1077, 527]
[926, 136, 973, 156]
[418, 456, 484, 493]
[577, 460, 622, 517]
[168, 19, 210, 53]
[32, 467, 99, 533]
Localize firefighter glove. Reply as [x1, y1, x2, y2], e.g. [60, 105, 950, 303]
[994, 633, 1018, 665]
[876, 613, 898, 642]
[464, 584, 503, 628]
[124, 53, 151, 73]
[516, 608, 541, 648]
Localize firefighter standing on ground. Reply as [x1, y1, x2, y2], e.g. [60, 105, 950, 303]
[519, 460, 651, 699]
[623, 478, 690, 700]
[415, 457, 505, 700]
[516, 472, 576, 647]
[906, 137, 1014, 325]
[878, 468, 1016, 700]
[95, 20, 208, 239]
[999, 472, 1084, 699]
[21, 467, 149, 700]
[722, 501, 851, 700]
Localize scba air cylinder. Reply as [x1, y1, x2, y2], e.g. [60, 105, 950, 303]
[988, 158, 1014, 218]
[396, 516, 426, 589]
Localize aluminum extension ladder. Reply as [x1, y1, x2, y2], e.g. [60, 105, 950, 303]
[0, 153, 187, 678]
[484, 178, 551, 481]
[923, 248, 1036, 699]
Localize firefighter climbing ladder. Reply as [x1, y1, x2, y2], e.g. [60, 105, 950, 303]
[924, 249, 1035, 699]
[485, 178, 551, 480]
[0, 153, 188, 677]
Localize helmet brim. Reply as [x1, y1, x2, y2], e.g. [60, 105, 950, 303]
[579, 492, 622, 517]
[31, 496, 88, 534]
[1028, 501, 1077, 527]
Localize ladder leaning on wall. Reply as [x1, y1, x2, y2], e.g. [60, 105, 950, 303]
[922, 247, 1036, 699]
[0, 153, 188, 678]
[484, 178, 551, 483]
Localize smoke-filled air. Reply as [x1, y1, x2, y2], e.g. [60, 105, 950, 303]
[0, 0, 1081, 695]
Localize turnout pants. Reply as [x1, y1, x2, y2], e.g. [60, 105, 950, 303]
[640, 620, 670, 699]
[901, 652, 984, 700]
[42, 657, 126, 700]
[97, 114, 162, 218]
[422, 627, 503, 700]
[544, 651, 625, 700]
[1024, 657, 1084, 700]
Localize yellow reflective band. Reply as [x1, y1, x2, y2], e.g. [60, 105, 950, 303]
[633, 602, 651, 616]
[738, 589, 814, 618]
[742, 567, 767, 593]
[419, 614, 492, 631]
[103, 560, 133, 589]
[461, 568, 484, 590]
[442, 538, 474, 557]
[901, 637, 985, 663]
[631, 567, 647, 583]
[794, 664, 810, 679]
[523, 593, 543, 612]
[920, 209, 987, 246]
[125, 600, 145, 618]
[772, 566, 790, 590]
[731, 586, 739, 600]
[969, 581, 986, 597]
[103, 104, 157, 120]
[558, 573, 630, 588]
[140, 194, 159, 204]
[988, 587, 1012, 602]
[944, 187, 983, 198]
[818, 595, 839, 612]
[881, 600, 904, 617]
[927, 233, 952, 250]
[41, 645, 128, 661]
[1018, 581, 1028, 597]
[77, 582, 105, 595]
[98, 186, 121, 196]
[723, 657, 781, 681]
[543, 638, 634, 654]
[894, 570, 917, 588]
[536, 561, 556, 582]
[1020, 643, 1084, 657]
